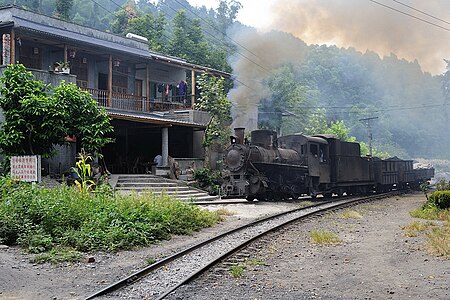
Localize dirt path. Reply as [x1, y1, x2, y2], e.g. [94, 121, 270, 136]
[168, 193, 450, 300]
[1, 193, 449, 300]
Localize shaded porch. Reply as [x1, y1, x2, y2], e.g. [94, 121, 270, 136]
[102, 117, 205, 175]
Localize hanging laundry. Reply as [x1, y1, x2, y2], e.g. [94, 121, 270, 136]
[177, 80, 187, 96]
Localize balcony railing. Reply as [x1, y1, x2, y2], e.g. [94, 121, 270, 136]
[83, 87, 192, 113]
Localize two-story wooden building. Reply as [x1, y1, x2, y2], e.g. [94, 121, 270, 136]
[0, 5, 230, 175]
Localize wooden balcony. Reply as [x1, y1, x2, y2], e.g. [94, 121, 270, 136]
[82, 87, 192, 113]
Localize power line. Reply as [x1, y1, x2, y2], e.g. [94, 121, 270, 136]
[271, 102, 449, 116]
[169, 0, 273, 73]
[162, 0, 272, 75]
[108, 0, 123, 11]
[90, 0, 115, 15]
[126, 1, 261, 93]
[95, 0, 268, 93]
[391, 0, 450, 25]
[368, 0, 450, 32]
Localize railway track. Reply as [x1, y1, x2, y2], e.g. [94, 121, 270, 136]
[85, 192, 399, 300]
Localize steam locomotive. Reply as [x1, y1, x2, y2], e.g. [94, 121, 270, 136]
[222, 128, 434, 201]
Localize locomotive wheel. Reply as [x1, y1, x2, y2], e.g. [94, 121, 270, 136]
[246, 195, 255, 202]
[323, 192, 333, 199]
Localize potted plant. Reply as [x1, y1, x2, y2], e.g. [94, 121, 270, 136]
[53, 61, 70, 74]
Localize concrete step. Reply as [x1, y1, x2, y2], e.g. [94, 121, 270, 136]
[117, 178, 178, 183]
[116, 182, 180, 188]
[115, 189, 209, 197]
[116, 190, 219, 201]
[115, 186, 191, 192]
[178, 195, 220, 201]
[113, 174, 218, 202]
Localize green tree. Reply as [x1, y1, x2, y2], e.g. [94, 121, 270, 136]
[168, 10, 209, 65]
[52, 83, 114, 155]
[215, 0, 241, 39]
[0, 65, 65, 157]
[0, 64, 113, 158]
[261, 65, 313, 134]
[194, 73, 232, 148]
[111, 0, 138, 35]
[303, 109, 329, 135]
[127, 13, 167, 53]
[304, 116, 390, 158]
[54, 0, 73, 20]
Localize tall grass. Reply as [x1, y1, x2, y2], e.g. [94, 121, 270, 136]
[338, 209, 363, 219]
[310, 230, 342, 245]
[427, 225, 450, 257]
[402, 221, 436, 237]
[408, 190, 450, 258]
[0, 176, 220, 257]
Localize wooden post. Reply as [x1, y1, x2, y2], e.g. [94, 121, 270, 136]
[10, 29, 15, 64]
[146, 63, 150, 111]
[64, 45, 68, 64]
[191, 69, 195, 108]
[108, 55, 113, 107]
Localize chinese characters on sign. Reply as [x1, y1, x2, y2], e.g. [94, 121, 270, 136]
[11, 155, 41, 182]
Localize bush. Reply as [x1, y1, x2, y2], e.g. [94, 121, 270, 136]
[428, 191, 450, 209]
[435, 179, 450, 191]
[0, 177, 221, 258]
[193, 168, 222, 195]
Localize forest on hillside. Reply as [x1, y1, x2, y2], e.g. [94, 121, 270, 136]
[2, 0, 450, 159]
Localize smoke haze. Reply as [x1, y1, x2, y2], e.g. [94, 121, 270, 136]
[228, 29, 307, 129]
[267, 0, 449, 75]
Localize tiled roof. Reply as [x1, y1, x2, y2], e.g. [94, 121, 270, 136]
[1, 6, 230, 78]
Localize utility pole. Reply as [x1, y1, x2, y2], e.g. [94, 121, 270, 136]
[359, 117, 378, 156]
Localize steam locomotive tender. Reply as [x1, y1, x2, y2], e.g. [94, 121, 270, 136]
[222, 128, 434, 201]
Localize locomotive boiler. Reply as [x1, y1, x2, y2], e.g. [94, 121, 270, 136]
[222, 128, 434, 201]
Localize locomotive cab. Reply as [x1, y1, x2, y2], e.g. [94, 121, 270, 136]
[277, 134, 330, 180]
[277, 134, 331, 196]
[304, 137, 330, 183]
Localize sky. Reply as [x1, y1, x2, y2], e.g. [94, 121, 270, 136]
[186, 0, 276, 28]
[185, 0, 450, 74]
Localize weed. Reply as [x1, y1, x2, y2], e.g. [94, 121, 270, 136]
[0, 178, 221, 260]
[146, 257, 157, 265]
[339, 209, 363, 219]
[214, 208, 236, 216]
[299, 201, 314, 207]
[246, 258, 266, 267]
[410, 206, 449, 220]
[267, 244, 278, 254]
[408, 199, 450, 258]
[31, 247, 82, 264]
[229, 264, 246, 278]
[426, 225, 450, 258]
[402, 221, 436, 237]
[310, 230, 342, 245]
[192, 168, 222, 195]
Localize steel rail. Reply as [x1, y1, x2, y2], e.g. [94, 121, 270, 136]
[84, 192, 398, 300]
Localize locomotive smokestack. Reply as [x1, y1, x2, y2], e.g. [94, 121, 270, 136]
[234, 128, 245, 145]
